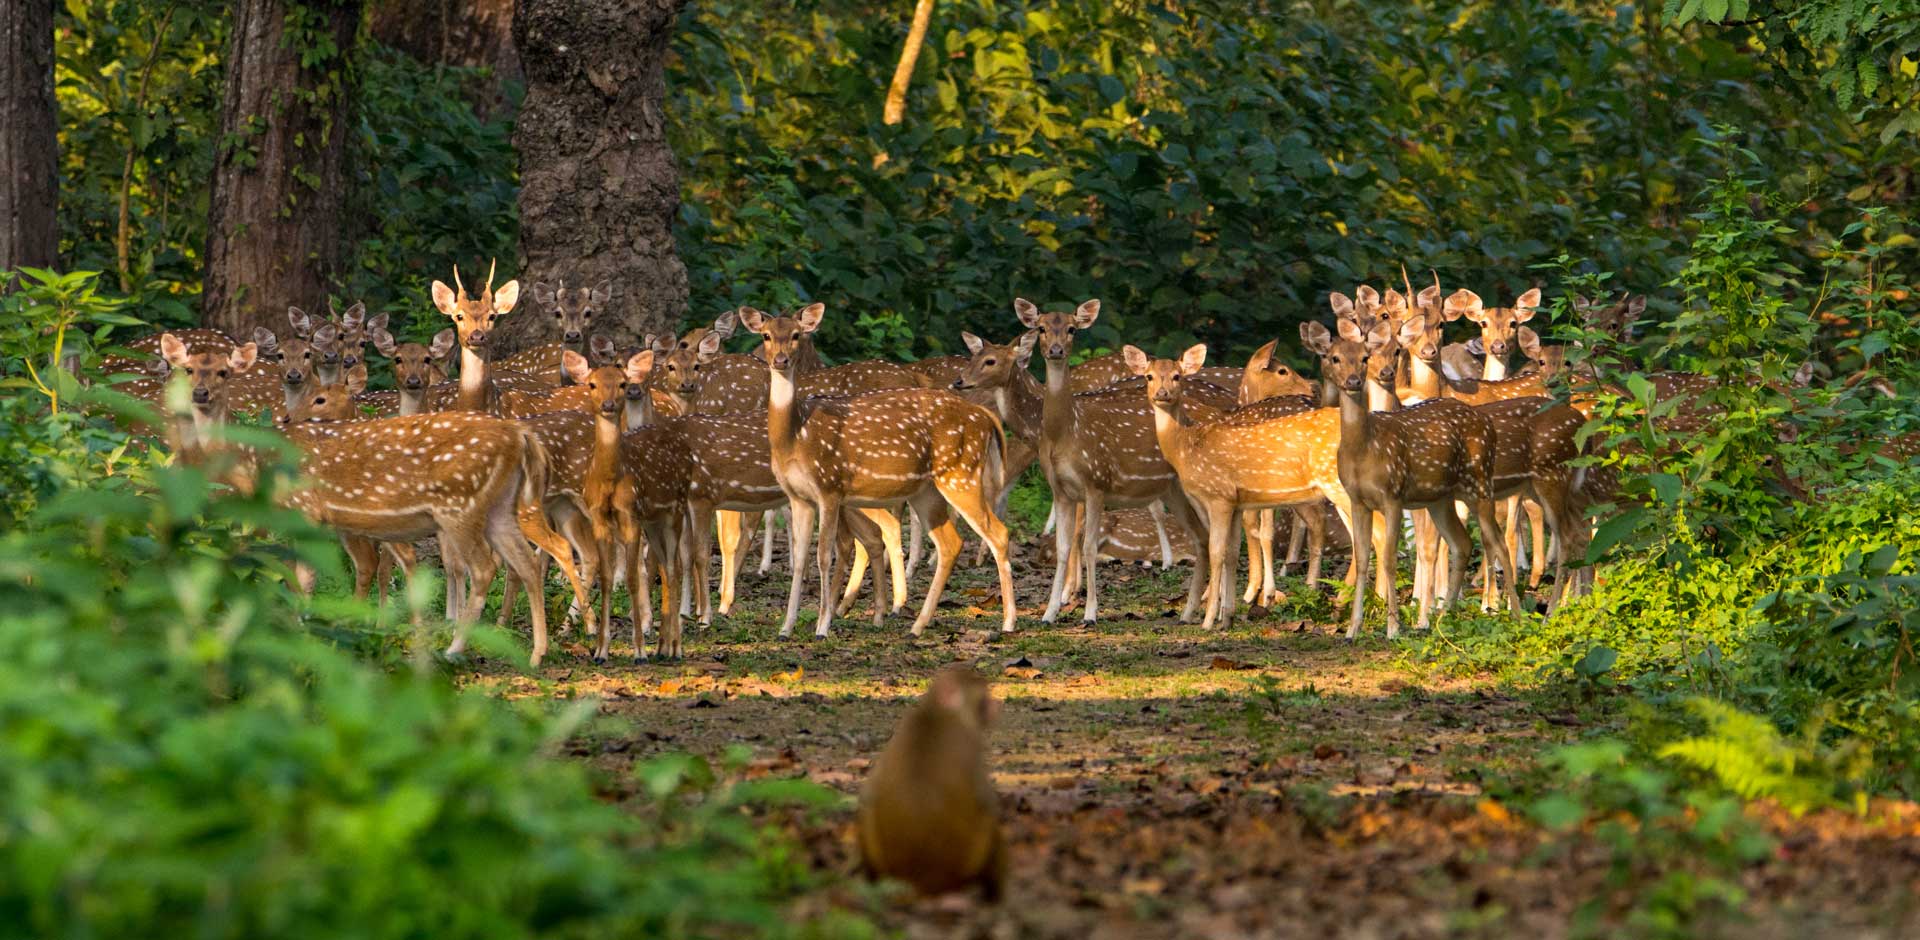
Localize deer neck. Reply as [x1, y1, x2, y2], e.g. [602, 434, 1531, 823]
[1147, 399, 1193, 470]
[590, 409, 626, 482]
[1406, 354, 1444, 402]
[767, 364, 801, 463]
[1041, 358, 1076, 445]
[281, 382, 308, 418]
[398, 387, 426, 417]
[622, 391, 657, 432]
[457, 345, 490, 411]
[1482, 347, 1509, 382]
[1367, 376, 1399, 413]
[1335, 387, 1377, 469]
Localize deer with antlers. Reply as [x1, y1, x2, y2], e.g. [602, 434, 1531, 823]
[1017, 297, 1208, 624]
[744, 304, 1015, 637]
[1315, 319, 1522, 639]
[1125, 344, 1351, 629]
[430, 261, 520, 414]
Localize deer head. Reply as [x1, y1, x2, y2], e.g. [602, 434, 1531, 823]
[374, 328, 456, 393]
[1445, 288, 1541, 363]
[1122, 343, 1207, 409]
[951, 331, 1038, 391]
[431, 260, 521, 359]
[1013, 297, 1099, 361]
[674, 308, 738, 354]
[739, 303, 825, 375]
[656, 330, 724, 404]
[1303, 318, 1389, 398]
[529, 279, 612, 347]
[285, 364, 368, 424]
[1239, 339, 1315, 404]
[565, 348, 654, 420]
[334, 304, 386, 375]
[160, 332, 259, 422]
[308, 321, 344, 383]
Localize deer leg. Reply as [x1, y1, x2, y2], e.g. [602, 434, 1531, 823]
[1201, 503, 1235, 631]
[835, 528, 867, 618]
[758, 507, 778, 576]
[642, 517, 682, 660]
[906, 503, 927, 579]
[686, 503, 714, 627]
[1257, 509, 1278, 606]
[1149, 499, 1175, 569]
[1062, 503, 1085, 607]
[814, 496, 844, 639]
[593, 535, 617, 663]
[525, 503, 596, 641]
[779, 501, 817, 639]
[845, 509, 891, 627]
[909, 493, 965, 635]
[487, 501, 551, 667]
[1375, 499, 1406, 638]
[1425, 503, 1473, 630]
[1162, 491, 1210, 623]
[1220, 510, 1245, 628]
[1411, 510, 1439, 619]
[1079, 491, 1107, 624]
[455, 534, 501, 644]
[1470, 496, 1520, 614]
[1345, 503, 1373, 642]
[716, 509, 745, 618]
[1525, 498, 1547, 590]
[1241, 511, 1265, 605]
[342, 535, 380, 601]
[1041, 496, 1075, 624]
[933, 473, 1016, 635]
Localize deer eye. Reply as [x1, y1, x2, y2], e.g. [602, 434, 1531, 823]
[217, 370, 228, 378]
[313, 397, 327, 405]
[554, 312, 562, 319]
[984, 359, 996, 366]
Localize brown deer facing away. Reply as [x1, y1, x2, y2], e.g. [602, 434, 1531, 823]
[744, 304, 1016, 637]
[1125, 345, 1351, 630]
[1321, 321, 1523, 639]
[431, 261, 521, 414]
[1017, 297, 1208, 624]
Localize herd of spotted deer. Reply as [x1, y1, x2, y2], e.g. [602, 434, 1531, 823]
[105, 262, 1695, 665]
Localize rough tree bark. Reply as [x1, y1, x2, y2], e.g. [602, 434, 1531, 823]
[0, 0, 57, 275]
[507, 0, 688, 354]
[202, 0, 362, 339]
[370, 0, 518, 114]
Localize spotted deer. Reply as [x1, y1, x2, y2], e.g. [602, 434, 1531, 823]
[1444, 288, 1541, 381]
[744, 304, 1016, 637]
[498, 279, 613, 384]
[1321, 320, 1522, 638]
[1017, 297, 1207, 624]
[1125, 344, 1351, 630]
[429, 261, 520, 414]
[102, 327, 236, 377]
[373, 328, 457, 416]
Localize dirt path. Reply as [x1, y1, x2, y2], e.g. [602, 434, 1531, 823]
[469, 553, 1920, 938]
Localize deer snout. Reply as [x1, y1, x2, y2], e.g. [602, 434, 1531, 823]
[950, 377, 973, 390]
[563, 330, 583, 344]
[283, 369, 304, 385]
[1487, 339, 1508, 358]
[403, 375, 424, 389]
[1342, 375, 1364, 392]
[1046, 343, 1066, 358]
[625, 384, 647, 400]
[466, 330, 488, 348]
[600, 397, 624, 414]
[191, 387, 212, 405]
[771, 354, 791, 370]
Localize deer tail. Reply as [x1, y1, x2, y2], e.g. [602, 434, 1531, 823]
[980, 411, 1007, 496]
[516, 427, 552, 511]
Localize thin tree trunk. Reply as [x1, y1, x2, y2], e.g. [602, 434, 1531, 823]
[202, 0, 362, 339]
[0, 0, 57, 275]
[882, 0, 935, 125]
[117, 1, 180, 292]
[508, 0, 688, 353]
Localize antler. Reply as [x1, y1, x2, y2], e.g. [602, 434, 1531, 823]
[453, 264, 467, 301]
[484, 259, 498, 302]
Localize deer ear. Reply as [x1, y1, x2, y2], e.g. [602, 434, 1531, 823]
[1355, 285, 1379, 307]
[649, 333, 673, 355]
[625, 350, 655, 385]
[1626, 295, 1646, 317]
[429, 329, 457, 360]
[251, 327, 279, 356]
[1792, 360, 1816, 387]
[1514, 288, 1542, 320]
[345, 364, 368, 397]
[562, 350, 593, 384]
[431, 282, 458, 316]
[1015, 330, 1037, 363]
[589, 280, 614, 306]
[697, 331, 723, 358]
[229, 342, 259, 374]
[1073, 299, 1100, 328]
[493, 280, 521, 314]
[1121, 345, 1151, 376]
[1013, 297, 1040, 328]
[738, 307, 766, 333]
[1300, 321, 1332, 356]
[960, 332, 985, 355]
[290, 307, 315, 338]
[590, 334, 618, 363]
[530, 281, 555, 306]
[1364, 321, 1394, 355]
[1179, 344, 1207, 375]
[1417, 284, 1442, 311]
[1396, 315, 1427, 352]
[340, 302, 366, 330]
[365, 311, 389, 335]
[1517, 327, 1542, 361]
[1383, 289, 1407, 314]
[372, 329, 399, 358]
[1465, 336, 1486, 358]
[1328, 292, 1354, 322]
[795, 303, 825, 333]
[1445, 289, 1484, 323]
[1247, 339, 1276, 372]
[710, 309, 737, 339]
[1336, 316, 1365, 343]
[313, 323, 339, 347]
[160, 333, 190, 368]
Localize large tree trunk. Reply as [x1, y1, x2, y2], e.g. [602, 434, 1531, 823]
[0, 0, 57, 274]
[508, 0, 687, 354]
[202, 0, 362, 339]
[370, 0, 519, 114]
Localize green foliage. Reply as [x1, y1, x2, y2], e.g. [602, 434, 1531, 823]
[1658, 698, 1871, 814]
[0, 374, 859, 936]
[668, 0, 1904, 363]
[1528, 740, 1774, 939]
[1669, 0, 1920, 140]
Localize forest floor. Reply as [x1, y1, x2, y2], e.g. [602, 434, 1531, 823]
[467, 543, 1920, 939]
